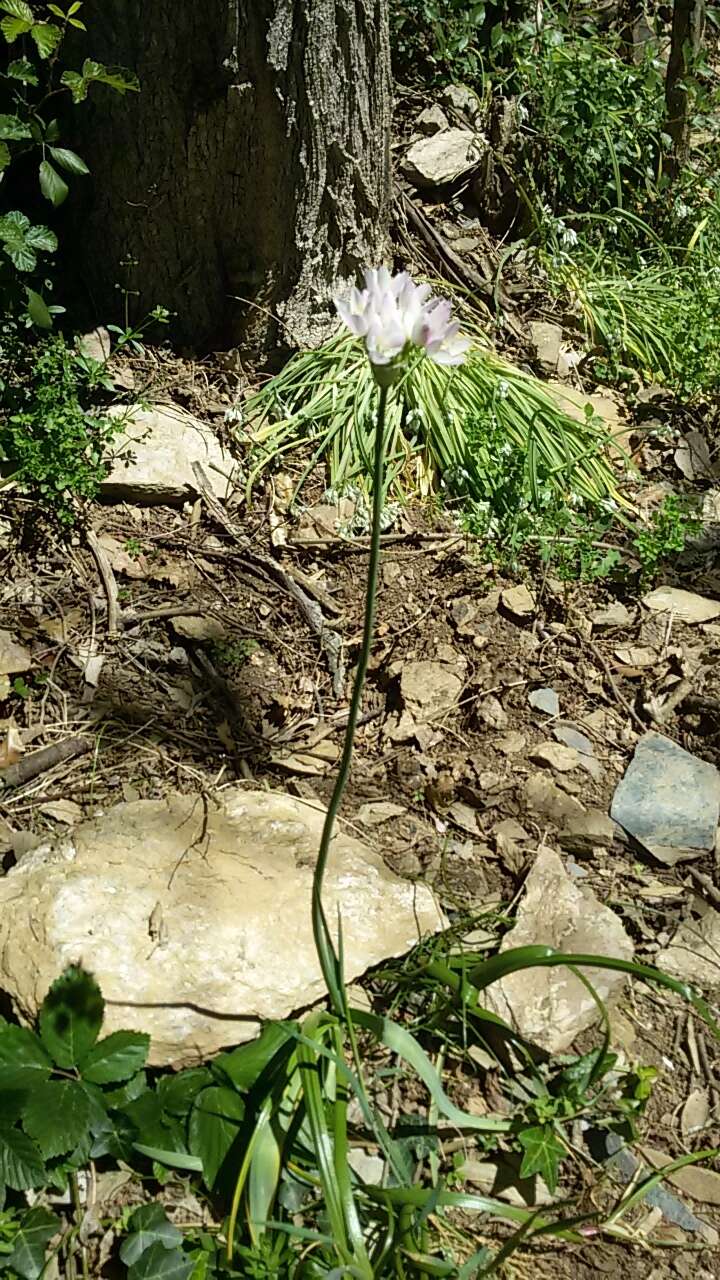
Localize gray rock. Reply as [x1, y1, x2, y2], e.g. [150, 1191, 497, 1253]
[528, 687, 559, 717]
[558, 809, 615, 857]
[415, 104, 449, 135]
[591, 602, 633, 631]
[0, 789, 444, 1067]
[529, 320, 563, 372]
[657, 907, 720, 986]
[101, 405, 236, 505]
[440, 84, 482, 123]
[402, 128, 483, 188]
[523, 775, 585, 825]
[642, 586, 720, 625]
[482, 847, 634, 1052]
[611, 732, 720, 865]
[552, 722, 594, 756]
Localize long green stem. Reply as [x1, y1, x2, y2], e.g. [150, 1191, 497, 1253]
[312, 383, 389, 1014]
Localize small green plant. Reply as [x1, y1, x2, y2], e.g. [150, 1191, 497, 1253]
[0, 322, 122, 523]
[390, 0, 486, 85]
[0, 0, 138, 322]
[211, 636, 260, 670]
[633, 494, 700, 582]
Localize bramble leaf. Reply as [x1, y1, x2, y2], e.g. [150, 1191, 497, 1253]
[39, 966, 104, 1066]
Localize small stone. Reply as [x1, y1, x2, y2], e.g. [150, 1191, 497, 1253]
[402, 128, 482, 188]
[657, 907, 720, 987]
[528, 687, 559, 717]
[552, 723, 594, 756]
[356, 802, 407, 827]
[171, 616, 226, 642]
[482, 847, 634, 1052]
[642, 586, 720, 625]
[611, 731, 720, 865]
[493, 818, 529, 842]
[400, 661, 463, 723]
[523, 774, 586, 825]
[440, 83, 482, 122]
[591, 602, 633, 631]
[501, 584, 535, 620]
[477, 695, 507, 729]
[529, 742, 580, 773]
[614, 645, 658, 668]
[101, 405, 236, 505]
[558, 809, 615, 857]
[415, 104, 449, 135]
[529, 320, 563, 372]
[77, 326, 111, 362]
[496, 730, 526, 755]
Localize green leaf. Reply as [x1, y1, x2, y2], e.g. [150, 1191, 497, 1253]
[132, 1144, 203, 1172]
[79, 57, 139, 94]
[0, 1, 34, 19]
[0, 1025, 52, 1089]
[103, 1069, 148, 1108]
[213, 1023, 295, 1091]
[38, 966, 104, 1067]
[517, 1125, 566, 1194]
[7, 57, 38, 82]
[59, 69, 87, 102]
[157, 1068, 212, 1118]
[0, 1126, 45, 1190]
[120, 1204, 183, 1267]
[80, 1030, 149, 1083]
[128, 1243, 193, 1280]
[5, 1206, 59, 1280]
[0, 142, 10, 171]
[1, 15, 32, 41]
[0, 114, 32, 139]
[26, 287, 52, 328]
[25, 221, 57, 252]
[38, 158, 68, 206]
[30, 21, 60, 58]
[188, 1086, 245, 1189]
[48, 145, 88, 175]
[22, 1080, 90, 1158]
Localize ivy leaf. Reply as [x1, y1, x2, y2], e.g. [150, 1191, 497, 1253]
[0, 1126, 45, 1190]
[5, 1206, 60, 1280]
[0, 114, 31, 139]
[23, 1080, 90, 1158]
[80, 1030, 150, 1084]
[30, 21, 60, 58]
[38, 159, 68, 207]
[517, 1124, 566, 1194]
[0, 1, 35, 20]
[119, 1204, 182, 1267]
[38, 966, 104, 1067]
[1, 15, 33, 41]
[7, 57, 39, 83]
[26, 287, 53, 328]
[0, 1024, 52, 1088]
[48, 145, 88, 175]
[188, 1086, 245, 1190]
[127, 1243, 193, 1280]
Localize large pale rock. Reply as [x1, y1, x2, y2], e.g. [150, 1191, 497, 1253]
[0, 789, 443, 1067]
[483, 847, 633, 1052]
[101, 405, 236, 504]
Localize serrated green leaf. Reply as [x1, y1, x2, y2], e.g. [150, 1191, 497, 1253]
[0, 1126, 45, 1190]
[103, 1069, 147, 1108]
[0, 1, 34, 19]
[26, 287, 52, 328]
[22, 1080, 90, 1158]
[1, 14, 32, 40]
[30, 21, 60, 58]
[39, 966, 104, 1067]
[7, 57, 38, 82]
[0, 1026, 52, 1089]
[517, 1125, 566, 1194]
[25, 222, 57, 252]
[2, 236, 34, 271]
[5, 1206, 59, 1280]
[79, 57, 139, 94]
[59, 69, 87, 102]
[80, 1030, 149, 1083]
[128, 1243, 193, 1280]
[48, 145, 89, 175]
[189, 1086, 245, 1190]
[38, 158, 68, 206]
[157, 1068, 211, 1118]
[120, 1204, 183, 1267]
[0, 114, 31, 139]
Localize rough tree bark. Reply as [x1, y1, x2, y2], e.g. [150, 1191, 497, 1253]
[71, 1, 392, 352]
[665, 0, 705, 175]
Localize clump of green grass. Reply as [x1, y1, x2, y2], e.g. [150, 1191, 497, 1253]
[240, 328, 625, 513]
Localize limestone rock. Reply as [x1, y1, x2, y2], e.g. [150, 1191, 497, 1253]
[558, 809, 615, 857]
[529, 321, 563, 372]
[591, 602, 633, 631]
[415, 104, 449, 135]
[523, 774, 585, 825]
[400, 661, 463, 722]
[642, 586, 720, 625]
[483, 847, 634, 1052]
[529, 742, 580, 773]
[0, 789, 444, 1067]
[0, 631, 31, 676]
[402, 128, 482, 188]
[101, 405, 236, 505]
[440, 84, 482, 123]
[501, 584, 535, 621]
[657, 907, 720, 987]
[528, 687, 559, 717]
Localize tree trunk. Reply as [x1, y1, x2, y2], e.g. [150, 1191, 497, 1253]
[70, 1, 392, 352]
[665, 0, 705, 175]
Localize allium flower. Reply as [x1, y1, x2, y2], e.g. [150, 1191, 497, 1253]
[334, 267, 470, 382]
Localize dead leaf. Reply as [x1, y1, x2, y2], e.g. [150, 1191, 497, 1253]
[0, 631, 31, 676]
[40, 799, 83, 825]
[674, 431, 714, 481]
[0, 719, 24, 769]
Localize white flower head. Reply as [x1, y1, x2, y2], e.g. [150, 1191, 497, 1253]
[334, 266, 470, 383]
